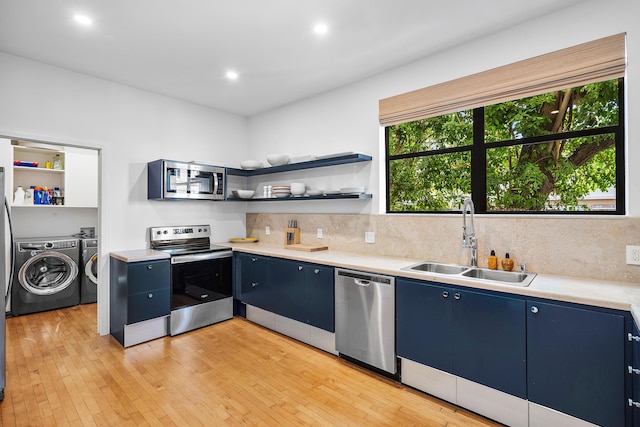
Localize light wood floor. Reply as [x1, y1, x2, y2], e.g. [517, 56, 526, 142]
[1, 304, 500, 426]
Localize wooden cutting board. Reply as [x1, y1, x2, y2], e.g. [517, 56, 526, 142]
[284, 244, 328, 252]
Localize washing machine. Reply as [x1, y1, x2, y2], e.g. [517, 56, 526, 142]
[11, 237, 80, 316]
[80, 238, 98, 304]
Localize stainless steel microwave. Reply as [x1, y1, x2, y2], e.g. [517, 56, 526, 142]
[147, 159, 226, 200]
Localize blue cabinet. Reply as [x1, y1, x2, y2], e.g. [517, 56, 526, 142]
[270, 258, 307, 323]
[109, 256, 170, 347]
[234, 253, 334, 332]
[527, 300, 626, 427]
[631, 322, 640, 425]
[396, 278, 526, 398]
[304, 264, 334, 332]
[236, 253, 272, 311]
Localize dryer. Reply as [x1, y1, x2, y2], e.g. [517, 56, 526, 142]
[80, 238, 97, 304]
[11, 237, 80, 316]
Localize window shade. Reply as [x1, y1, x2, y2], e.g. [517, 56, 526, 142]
[379, 33, 626, 126]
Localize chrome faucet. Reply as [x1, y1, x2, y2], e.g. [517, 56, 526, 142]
[462, 198, 477, 267]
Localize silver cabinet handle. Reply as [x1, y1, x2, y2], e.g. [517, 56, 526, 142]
[442, 291, 449, 298]
[251, 257, 257, 262]
[454, 293, 461, 300]
[628, 366, 640, 375]
[148, 293, 153, 298]
[147, 265, 153, 270]
[629, 399, 640, 408]
[251, 282, 258, 287]
[629, 333, 640, 342]
[530, 306, 539, 314]
[298, 266, 303, 271]
[314, 269, 320, 274]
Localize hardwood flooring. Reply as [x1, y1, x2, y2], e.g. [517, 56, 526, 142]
[1, 304, 500, 426]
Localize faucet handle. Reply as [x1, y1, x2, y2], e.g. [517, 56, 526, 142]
[520, 263, 526, 273]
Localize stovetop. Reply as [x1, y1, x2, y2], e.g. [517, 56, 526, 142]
[156, 244, 230, 256]
[150, 224, 230, 255]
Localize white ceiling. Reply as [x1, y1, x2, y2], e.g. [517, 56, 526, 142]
[0, 0, 585, 117]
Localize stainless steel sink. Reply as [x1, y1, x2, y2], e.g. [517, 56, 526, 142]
[402, 261, 536, 287]
[402, 261, 469, 275]
[461, 267, 536, 287]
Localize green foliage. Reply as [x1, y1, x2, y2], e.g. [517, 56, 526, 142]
[388, 79, 619, 212]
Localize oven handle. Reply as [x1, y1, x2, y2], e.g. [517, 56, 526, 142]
[171, 250, 233, 264]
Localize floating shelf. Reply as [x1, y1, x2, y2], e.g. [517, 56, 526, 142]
[227, 153, 372, 176]
[227, 193, 372, 202]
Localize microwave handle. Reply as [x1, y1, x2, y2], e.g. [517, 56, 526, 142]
[214, 172, 219, 195]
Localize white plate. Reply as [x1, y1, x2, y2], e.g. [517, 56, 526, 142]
[306, 190, 323, 196]
[316, 152, 355, 160]
[340, 187, 365, 194]
[325, 190, 341, 195]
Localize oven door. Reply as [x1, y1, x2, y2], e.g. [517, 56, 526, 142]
[170, 250, 232, 310]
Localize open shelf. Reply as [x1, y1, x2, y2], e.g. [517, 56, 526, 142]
[226, 193, 372, 202]
[227, 153, 372, 176]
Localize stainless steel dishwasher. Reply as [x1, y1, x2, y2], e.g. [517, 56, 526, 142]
[335, 268, 396, 375]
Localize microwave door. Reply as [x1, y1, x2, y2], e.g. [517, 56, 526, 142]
[165, 166, 189, 197]
[189, 169, 214, 198]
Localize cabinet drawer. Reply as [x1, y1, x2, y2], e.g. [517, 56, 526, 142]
[127, 288, 170, 324]
[127, 260, 170, 294]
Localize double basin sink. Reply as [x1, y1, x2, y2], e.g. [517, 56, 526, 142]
[402, 261, 536, 287]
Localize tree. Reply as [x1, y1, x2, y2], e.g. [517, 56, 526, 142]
[387, 79, 619, 212]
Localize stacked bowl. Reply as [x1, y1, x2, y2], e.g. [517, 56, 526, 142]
[272, 186, 291, 198]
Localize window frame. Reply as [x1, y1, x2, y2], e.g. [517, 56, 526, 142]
[385, 78, 625, 215]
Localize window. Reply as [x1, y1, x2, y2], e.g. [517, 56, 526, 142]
[380, 34, 626, 214]
[386, 78, 624, 213]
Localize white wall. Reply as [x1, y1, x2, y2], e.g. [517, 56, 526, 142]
[0, 53, 250, 333]
[248, 0, 640, 217]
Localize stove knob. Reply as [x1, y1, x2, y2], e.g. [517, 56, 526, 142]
[156, 231, 161, 235]
[198, 228, 202, 232]
[163, 230, 168, 234]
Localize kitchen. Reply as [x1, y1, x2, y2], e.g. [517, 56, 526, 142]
[1, 0, 640, 425]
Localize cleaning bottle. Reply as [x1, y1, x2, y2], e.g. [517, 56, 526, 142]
[53, 153, 63, 170]
[13, 186, 25, 205]
[501, 253, 514, 271]
[488, 250, 498, 270]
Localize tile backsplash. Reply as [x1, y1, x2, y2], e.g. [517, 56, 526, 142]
[246, 213, 640, 284]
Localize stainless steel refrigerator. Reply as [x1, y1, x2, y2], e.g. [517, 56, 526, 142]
[1, 166, 13, 401]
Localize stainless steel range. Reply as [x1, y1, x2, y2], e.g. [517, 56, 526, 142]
[150, 225, 233, 335]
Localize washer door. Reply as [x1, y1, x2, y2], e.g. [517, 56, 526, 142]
[18, 251, 79, 295]
[85, 253, 98, 285]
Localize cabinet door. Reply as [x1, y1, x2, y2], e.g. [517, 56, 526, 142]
[396, 278, 453, 373]
[270, 258, 306, 323]
[305, 264, 334, 332]
[128, 288, 171, 324]
[127, 260, 170, 294]
[453, 290, 526, 398]
[64, 146, 98, 207]
[237, 254, 271, 310]
[527, 300, 625, 427]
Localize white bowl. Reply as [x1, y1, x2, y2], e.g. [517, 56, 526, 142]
[235, 189, 255, 199]
[290, 183, 306, 196]
[266, 154, 290, 166]
[306, 189, 323, 196]
[240, 160, 263, 170]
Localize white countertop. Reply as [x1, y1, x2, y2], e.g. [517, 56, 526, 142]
[223, 242, 640, 324]
[109, 249, 170, 263]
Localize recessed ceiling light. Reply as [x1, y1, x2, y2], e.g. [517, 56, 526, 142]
[73, 14, 93, 26]
[313, 23, 328, 36]
[226, 71, 239, 80]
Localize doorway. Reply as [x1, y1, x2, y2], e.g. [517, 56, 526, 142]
[2, 137, 100, 330]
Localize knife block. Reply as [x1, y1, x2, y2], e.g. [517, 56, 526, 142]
[284, 228, 300, 245]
